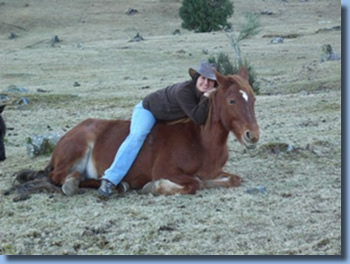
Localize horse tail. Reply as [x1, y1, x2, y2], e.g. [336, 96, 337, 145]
[4, 162, 61, 201]
[15, 168, 48, 184]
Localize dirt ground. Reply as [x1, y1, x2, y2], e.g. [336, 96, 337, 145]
[0, 0, 341, 255]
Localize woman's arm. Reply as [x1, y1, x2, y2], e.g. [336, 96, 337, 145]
[175, 86, 210, 125]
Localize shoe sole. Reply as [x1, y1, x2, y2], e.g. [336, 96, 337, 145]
[97, 188, 113, 198]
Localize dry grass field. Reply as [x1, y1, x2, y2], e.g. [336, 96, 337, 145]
[0, 0, 341, 255]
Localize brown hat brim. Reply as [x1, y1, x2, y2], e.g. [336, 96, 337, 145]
[189, 68, 198, 79]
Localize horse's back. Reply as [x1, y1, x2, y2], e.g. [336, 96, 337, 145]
[53, 118, 129, 155]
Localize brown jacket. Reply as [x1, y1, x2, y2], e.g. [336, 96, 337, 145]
[142, 80, 210, 124]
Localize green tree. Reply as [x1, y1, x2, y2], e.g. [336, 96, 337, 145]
[179, 0, 234, 32]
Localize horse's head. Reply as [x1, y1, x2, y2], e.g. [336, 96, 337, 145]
[214, 68, 259, 149]
[0, 105, 6, 161]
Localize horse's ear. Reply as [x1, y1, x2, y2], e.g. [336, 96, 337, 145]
[238, 67, 249, 82]
[214, 70, 230, 89]
[0, 105, 5, 114]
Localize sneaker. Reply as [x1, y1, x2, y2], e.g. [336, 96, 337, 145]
[98, 179, 115, 197]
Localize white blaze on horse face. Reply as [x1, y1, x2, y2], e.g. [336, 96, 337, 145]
[239, 90, 249, 102]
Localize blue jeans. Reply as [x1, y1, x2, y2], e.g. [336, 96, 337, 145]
[103, 101, 156, 185]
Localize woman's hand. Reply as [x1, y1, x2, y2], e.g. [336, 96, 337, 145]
[203, 88, 216, 97]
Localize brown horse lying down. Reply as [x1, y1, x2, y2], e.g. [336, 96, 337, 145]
[11, 69, 259, 197]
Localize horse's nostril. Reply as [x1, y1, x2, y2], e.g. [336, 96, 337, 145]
[245, 130, 251, 141]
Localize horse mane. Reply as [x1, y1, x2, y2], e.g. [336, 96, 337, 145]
[229, 75, 253, 94]
[203, 93, 216, 132]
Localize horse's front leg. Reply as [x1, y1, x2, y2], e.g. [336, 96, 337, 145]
[201, 171, 241, 189]
[141, 174, 201, 195]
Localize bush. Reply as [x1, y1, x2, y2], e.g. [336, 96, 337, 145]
[179, 0, 234, 32]
[208, 52, 260, 94]
[208, 53, 234, 76]
[26, 132, 62, 157]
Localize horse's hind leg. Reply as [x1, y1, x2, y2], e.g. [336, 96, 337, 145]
[61, 171, 82, 196]
[202, 171, 241, 189]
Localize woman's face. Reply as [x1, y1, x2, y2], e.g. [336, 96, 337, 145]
[196, 75, 216, 93]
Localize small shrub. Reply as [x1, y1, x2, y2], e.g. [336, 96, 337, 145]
[208, 52, 260, 94]
[242, 59, 260, 95]
[26, 133, 62, 157]
[238, 13, 260, 41]
[208, 53, 235, 76]
[179, 0, 234, 32]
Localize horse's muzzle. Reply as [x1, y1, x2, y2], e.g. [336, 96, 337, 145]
[242, 129, 259, 149]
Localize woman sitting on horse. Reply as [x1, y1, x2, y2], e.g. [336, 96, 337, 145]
[97, 61, 217, 197]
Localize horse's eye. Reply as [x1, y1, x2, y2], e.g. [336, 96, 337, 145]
[228, 98, 235, 105]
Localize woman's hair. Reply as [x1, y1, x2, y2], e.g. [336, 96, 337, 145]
[191, 73, 201, 83]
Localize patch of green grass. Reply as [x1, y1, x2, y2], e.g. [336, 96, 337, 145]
[1, 244, 16, 255]
[30, 94, 79, 105]
[312, 102, 340, 113]
[7, 93, 143, 111]
[278, 78, 341, 95]
[84, 95, 142, 108]
[8, 93, 80, 109]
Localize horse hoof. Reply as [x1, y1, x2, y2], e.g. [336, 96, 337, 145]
[117, 182, 130, 193]
[141, 181, 156, 194]
[62, 177, 79, 196]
